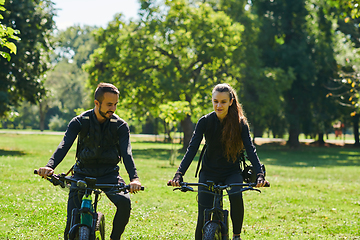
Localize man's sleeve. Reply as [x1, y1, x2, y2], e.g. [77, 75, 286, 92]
[117, 122, 138, 181]
[45, 117, 81, 169]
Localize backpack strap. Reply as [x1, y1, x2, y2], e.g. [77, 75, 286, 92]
[110, 117, 122, 163]
[195, 143, 207, 178]
[66, 113, 90, 174]
[239, 149, 249, 170]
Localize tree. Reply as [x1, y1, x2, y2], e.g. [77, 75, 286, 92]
[325, 2, 360, 146]
[251, 0, 342, 147]
[159, 101, 190, 165]
[55, 25, 99, 68]
[38, 25, 99, 130]
[0, 0, 55, 118]
[219, 0, 295, 139]
[86, 0, 245, 149]
[0, 0, 19, 61]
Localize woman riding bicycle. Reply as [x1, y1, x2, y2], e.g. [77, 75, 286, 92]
[168, 83, 269, 240]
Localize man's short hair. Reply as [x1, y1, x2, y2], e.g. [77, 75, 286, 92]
[94, 83, 119, 102]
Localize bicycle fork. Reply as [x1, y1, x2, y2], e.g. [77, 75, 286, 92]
[68, 193, 100, 240]
[203, 189, 229, 240]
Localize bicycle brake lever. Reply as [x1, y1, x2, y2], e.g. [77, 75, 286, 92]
[252, 188, 261, 193]
[181, 186, 194, 192]
[173, 186, 194, 192]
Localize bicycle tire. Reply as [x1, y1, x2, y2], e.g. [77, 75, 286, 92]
[95, 212, 105, 240]
[78, 226, 90, 240]
[203, 222, 222, 240]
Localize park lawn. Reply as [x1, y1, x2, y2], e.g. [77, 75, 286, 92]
[0, 133, 359, 239]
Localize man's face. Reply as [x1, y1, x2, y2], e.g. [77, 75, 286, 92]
[95, 92, 119, 120]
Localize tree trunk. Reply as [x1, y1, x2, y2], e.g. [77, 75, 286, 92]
[317, 133, 325, 146]
[180, 115, 193, 151]
[353, 114, 360, 146]
[39, 101, 48, 132]
[287, 124, 300, 148]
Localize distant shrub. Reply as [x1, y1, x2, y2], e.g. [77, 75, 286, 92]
[48, 115, 67, 131]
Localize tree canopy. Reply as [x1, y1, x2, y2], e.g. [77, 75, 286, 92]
[85, 0, 246, 148]
[0, 0, 55, 117]
[0, 0, 19, 61]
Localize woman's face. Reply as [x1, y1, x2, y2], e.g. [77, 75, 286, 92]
[212, 91, 233, 121]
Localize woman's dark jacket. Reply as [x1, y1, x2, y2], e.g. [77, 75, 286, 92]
[177, 111, 263, 178]
[45, 109, 138, 180]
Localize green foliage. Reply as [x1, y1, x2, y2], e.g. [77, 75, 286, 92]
[85, 0, 247, 148]
[159, 101, 190, 128]
[0, 0, 56, 118]
[86, 0, 244, 120]
[54, 25, 99, 68]
[44, 60, 92, 116]
[250, 0, 342, 145]
[48, 114, 67, 131]
[0, 0, 20, 61]
[328, 0, 360, 18]
[159, 101, 190, 165]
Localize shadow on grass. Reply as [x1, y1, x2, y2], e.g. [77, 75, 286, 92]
[256, 142, 360, 168]
[132, 142, 360, 168]
[0, 149, 25, 157]
[132, 148, 199, 162]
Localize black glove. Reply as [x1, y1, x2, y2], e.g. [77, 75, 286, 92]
[172, 171, 183, 183]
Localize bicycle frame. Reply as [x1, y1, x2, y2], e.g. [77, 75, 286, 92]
[171, 181, 262, 240]
[34, 170, 143, 240]
[202, 181, 229, 240]
[68, 177, 103, 240]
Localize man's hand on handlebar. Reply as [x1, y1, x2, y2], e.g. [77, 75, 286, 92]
[129, 178, 142, 194]
[37, 167, 54, 178]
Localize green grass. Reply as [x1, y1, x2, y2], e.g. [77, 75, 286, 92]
[0, 133, 360, 239]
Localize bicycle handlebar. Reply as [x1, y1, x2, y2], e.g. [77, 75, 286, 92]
[34, 169, 145, 192]
[167, 181, 269, 188]
[167, 181, 269, 193]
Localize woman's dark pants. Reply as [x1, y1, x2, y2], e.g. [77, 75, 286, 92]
[195, 172, 244, 240]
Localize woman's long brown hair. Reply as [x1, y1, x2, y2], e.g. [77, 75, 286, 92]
[212, 83, 248, 163]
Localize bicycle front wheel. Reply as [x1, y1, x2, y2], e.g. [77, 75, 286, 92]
[203, 222, 222, 240]
[78, 226, 90, 240]
[95, 212, 105, 240]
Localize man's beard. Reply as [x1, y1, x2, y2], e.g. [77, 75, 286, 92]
[99, 105, 113, 119]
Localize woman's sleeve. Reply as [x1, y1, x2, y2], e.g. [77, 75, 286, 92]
[241, 123, 263, 174]
[177, 116, 206, 176]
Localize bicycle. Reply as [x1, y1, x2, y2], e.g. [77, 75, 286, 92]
[34, 170, 144, 240]
[168, 181, 269, 240]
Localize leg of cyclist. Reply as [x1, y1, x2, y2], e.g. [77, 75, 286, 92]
[195, 172, 215, 240]
[106, 191, 131, 240]
[225, 173, 244, 239]
[101, 173, 131, 240]
[64, 174, 85, 240]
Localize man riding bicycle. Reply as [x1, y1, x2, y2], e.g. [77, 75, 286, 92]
[37, 83, 142, 240]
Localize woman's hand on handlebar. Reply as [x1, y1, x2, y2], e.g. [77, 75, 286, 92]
[167, 171, 183, 187]
[37, 167, 54, 178]
[256, 173, 270, 187]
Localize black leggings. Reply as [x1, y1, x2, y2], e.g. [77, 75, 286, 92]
[64, 172, 131, 240]
[195, 172, 244, 240]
